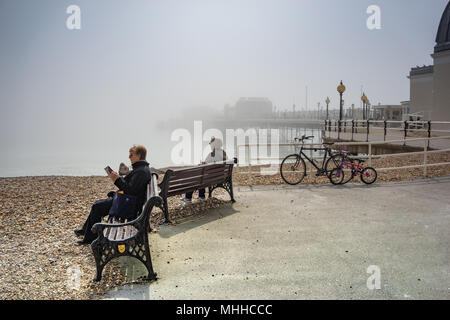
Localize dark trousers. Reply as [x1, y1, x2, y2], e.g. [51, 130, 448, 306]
[186, 188, 206, 200]
[80, 198, 113, 243]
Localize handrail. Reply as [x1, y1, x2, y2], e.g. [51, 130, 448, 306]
[236, 135, 450, 184]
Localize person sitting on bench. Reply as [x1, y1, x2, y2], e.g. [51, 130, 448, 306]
[180, 137, 228, 203]
[74, 145, 151, 245]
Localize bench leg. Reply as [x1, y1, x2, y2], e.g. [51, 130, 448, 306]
[129, 237, 158, 282]
[227, 177, 236, 203]
[210, 179, 236, 203]
[92, 241, 106, 282]
[143, 238, 158, 281]
[161, 198, 173, 224]
[94, 264, 105, 282]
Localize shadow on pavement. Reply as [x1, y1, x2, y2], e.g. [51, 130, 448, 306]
[156, 203, 240, 238]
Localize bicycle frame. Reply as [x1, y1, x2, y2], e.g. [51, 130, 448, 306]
[339, 159, 370, 178]
[297, 144, 333, 171]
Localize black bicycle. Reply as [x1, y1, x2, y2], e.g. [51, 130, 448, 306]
[280, 135, 351, 185]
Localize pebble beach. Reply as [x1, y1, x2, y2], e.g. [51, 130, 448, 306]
[1, 151, 450, 300]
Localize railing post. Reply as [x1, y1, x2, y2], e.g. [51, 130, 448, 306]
[424, 139, 428, 178]
[404, 121, 408, 146]
[351, 119, 355, 141]
[309, 145, 313, 181]
[366, 120, 370, 142]
[368, 143, 372, 167]
[428, 121, 431, 149]
[384, 120, 387, 141]
[247, 145, 252, 186]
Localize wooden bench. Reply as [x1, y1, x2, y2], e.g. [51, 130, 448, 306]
[158, 158, 237, 223]
[90, 173, 162, 282]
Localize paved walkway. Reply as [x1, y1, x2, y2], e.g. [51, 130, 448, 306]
[103, 176, 450, 300]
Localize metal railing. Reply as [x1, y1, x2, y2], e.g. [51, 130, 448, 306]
[323, 119, 450, 147]
[236, 135, 450, 185]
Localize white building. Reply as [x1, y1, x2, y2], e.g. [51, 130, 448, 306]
[408, 2, 450, 122]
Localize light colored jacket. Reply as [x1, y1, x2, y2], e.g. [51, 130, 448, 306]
[205, 148, 228, 164]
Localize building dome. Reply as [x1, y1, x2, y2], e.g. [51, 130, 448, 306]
[435, 1, 450, 53]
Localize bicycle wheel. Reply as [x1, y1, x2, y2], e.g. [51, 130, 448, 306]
[280, 154, 306, 185]
[329, 168, 345, 185]
[360, 167, 377, 184]
[325, 154, 353, 184]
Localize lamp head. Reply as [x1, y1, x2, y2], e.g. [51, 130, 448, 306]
[361, 93, 367, 102]
[337, 81, 346, 94]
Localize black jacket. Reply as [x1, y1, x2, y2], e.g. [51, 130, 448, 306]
[114, 160, 152, 215]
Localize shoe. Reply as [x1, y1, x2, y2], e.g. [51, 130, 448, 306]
[179, 197, 192, 203]
[76, 239, 92, 246]
[74, 229, 84, 237]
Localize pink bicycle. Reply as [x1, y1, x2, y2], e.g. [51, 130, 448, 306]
[330, 154, 377, 185]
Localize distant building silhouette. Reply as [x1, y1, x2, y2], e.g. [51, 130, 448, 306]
[224, 97, 274, 119]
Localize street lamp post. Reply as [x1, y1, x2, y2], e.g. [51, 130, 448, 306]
[361, 93, 367, 120]
[337, 81, 346, 133]
[325, 97, 330, 120]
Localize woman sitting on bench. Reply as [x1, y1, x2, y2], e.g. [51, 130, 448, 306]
[75, 145, 152, 245]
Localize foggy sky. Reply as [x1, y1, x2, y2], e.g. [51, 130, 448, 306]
[0, 0, 448, 169]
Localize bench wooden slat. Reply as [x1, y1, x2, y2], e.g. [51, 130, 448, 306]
[124, 225, 131, 239]
[202, 172, 230, 183]
[203, 166, 230, 175]
[203, 170, 229, 179]
[108, 226, 117, 241]
[168, 178, 203, 189]
[168, 177, 203, 189]
[167, 183, 204, 196]
[171, 168, 204, 179]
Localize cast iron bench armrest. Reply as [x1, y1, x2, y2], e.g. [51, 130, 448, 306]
[91, 194, 162, 234]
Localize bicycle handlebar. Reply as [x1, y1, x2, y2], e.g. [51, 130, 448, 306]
[294, 135, 314, 142]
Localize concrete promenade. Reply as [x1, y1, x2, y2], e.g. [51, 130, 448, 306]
[103, 176, 450, 300]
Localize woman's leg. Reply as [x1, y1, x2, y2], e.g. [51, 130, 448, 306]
[80, 198, 113, 243]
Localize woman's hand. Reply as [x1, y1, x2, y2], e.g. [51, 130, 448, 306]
[108, 171, 120, 183]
